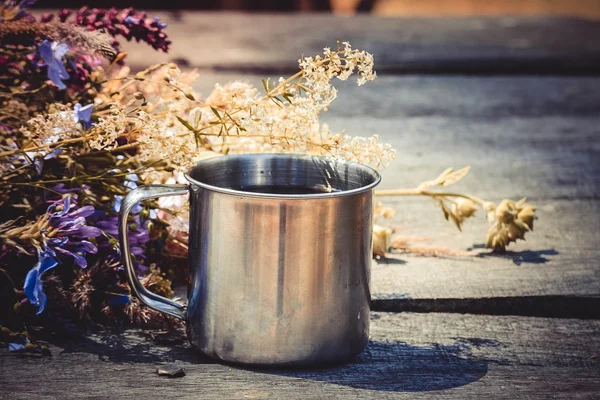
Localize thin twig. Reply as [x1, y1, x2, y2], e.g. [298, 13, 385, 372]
[375, 188, 486, 205]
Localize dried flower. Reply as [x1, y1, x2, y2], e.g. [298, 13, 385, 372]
[0, 21, 116, 59]
[140, 265, 173, 298]
[0, 0, 36, 22]
[451, 198, 478, 229]
[374, 167, 539, 251]
[87, 103, 131, 150]
[373, 224, 392, 257]
[130, 43, 394, 170]
[374, 201, 396, 221]
[483, 201, 497, 222]
[517, 202, 536, 230]
[21, 103, 80, 148]
[486, 198, 536, 251]
[71, 267, 94, 319]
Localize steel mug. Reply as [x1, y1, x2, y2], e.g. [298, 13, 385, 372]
[119, 153, 381, 366]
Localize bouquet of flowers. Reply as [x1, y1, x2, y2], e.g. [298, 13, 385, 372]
[0, 1, 536, 353]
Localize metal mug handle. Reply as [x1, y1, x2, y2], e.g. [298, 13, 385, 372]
[118, 184, 189, 319]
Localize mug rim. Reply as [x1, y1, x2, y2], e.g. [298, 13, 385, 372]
[184, 153, 381, 199]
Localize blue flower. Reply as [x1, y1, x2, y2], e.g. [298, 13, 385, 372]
[124, 16, 140, 25]
[24, 247, 59, 315]
[112, 174, 142, 213]
[38, 40, 70, 90]
[23, 196, 103, 314]
[8, 343, 25, 352]
[74, 103, 93, 129]
[108, 293, 131, 306]
[153, 17, 167, 29]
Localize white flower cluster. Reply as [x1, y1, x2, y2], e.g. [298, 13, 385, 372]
[88, 103, 130, 150]
[169, 42, 392, 169]
[21, 104, 81, 148]
[326, 132, 396, 168]
[301, 41, 376, 90]
[89, 43, 393, 171]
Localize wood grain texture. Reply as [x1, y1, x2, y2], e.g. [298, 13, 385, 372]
[108, 12, 600, 74]
[1, 313, 598, 399]
[190, 73, 600, 299]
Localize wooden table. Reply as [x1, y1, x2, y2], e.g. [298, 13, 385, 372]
[2, 12, 599, 399]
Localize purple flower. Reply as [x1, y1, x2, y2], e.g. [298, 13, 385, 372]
[47, 199, 101, 239]
[38, 40, 70, 90]
[94, 211, 150, 271]
[49, 237, 98, 268]
[74, 7, 171, 54]
[74, 103, 93, 129]
[23, 196, 103, 314]
[29, 149, 62, 176]
[45, 196, 101, 267]
[23, 247, 58, 314]
[51, 183, 90, 194]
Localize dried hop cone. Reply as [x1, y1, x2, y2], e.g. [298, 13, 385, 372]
[372, 224, 392, 257]
[486, 198, 537, 251]
[452, 198, 478, 221]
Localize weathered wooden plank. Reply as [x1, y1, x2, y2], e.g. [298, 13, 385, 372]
[109, 12, 600, 74]
[1, 313, 598, 399]
[189, 73, 600, 299]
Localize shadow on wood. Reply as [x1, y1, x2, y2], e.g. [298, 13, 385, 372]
[49, 329, 490, 392]
[56, 330, 211, 364]
[374, 256, 407, 265]
[475, 248, 559, 265]
[243, 339, 490, 392]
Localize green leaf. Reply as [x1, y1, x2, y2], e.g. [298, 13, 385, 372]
[184, 91, 196, 101]
[262, 78, 269, 94]
[210, 107, 222, 120]
[282, 93, 293, 104]
[223, 110, 246, 132]
[176, 116, 194, 131]
[270, 97, 283, 108]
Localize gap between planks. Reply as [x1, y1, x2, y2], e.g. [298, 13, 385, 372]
[371, 295, 600, 319]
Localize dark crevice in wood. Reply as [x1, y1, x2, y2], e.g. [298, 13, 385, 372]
[371, 296, 600, 319]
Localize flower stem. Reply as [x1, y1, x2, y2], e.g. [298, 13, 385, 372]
[0, 136, 92, 158]
[375, 188, 486, 205]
